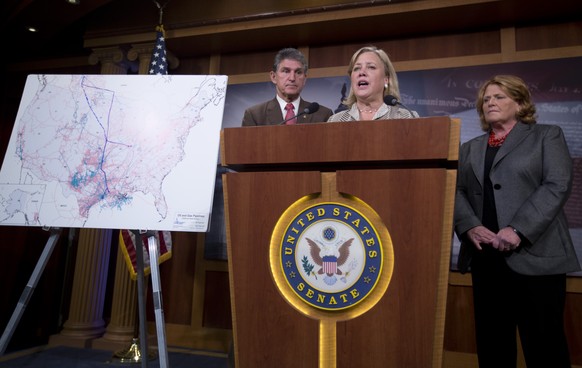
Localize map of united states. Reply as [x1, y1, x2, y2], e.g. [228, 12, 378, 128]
[0, 74, 227, 231]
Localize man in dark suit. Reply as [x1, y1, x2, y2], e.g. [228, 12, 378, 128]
[242, 48, 333, 126]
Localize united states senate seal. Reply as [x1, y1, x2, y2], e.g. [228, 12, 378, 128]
[275, 202, 386, 311]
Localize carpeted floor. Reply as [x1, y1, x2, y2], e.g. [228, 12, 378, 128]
[0, 346, 229, 368]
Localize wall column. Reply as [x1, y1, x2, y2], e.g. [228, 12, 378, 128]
[49, 229, 113, 348]
[88, 46, 131, 74]
[92, 241, 138, 351]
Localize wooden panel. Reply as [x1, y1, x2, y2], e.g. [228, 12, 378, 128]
[222, 117, 457, 367]
[381, 31, 501, 62]
[224, 171, 322, 368]
[173, 57, 211, 75]
[216, 30, 502, 75]
[335, 168, 451, 367]
[309, 44, 359, 70]
[220, 50, 280, 76]
[221, 117, 454, 169]
[444, 284, 476, 353]
[309, 31, 501, 68]
[81, 0, 582, 59]
[516, 21, 582, 51]
[565, 292, 582, 364]
[223, 168, 454, 367]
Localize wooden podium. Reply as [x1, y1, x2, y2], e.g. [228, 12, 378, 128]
[220, 117, 460, 368]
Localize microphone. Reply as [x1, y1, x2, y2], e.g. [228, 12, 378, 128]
[280, 102, 320, 125]
[383, 95, 417, 117]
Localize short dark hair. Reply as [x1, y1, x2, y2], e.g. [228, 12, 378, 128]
[272, 48, 308, 73]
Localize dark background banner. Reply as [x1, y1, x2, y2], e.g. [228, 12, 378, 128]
[209, 57, 582, 274]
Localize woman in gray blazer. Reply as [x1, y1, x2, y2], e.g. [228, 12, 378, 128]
[454, 75, 580, 368]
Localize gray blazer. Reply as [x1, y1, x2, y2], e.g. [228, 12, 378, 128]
[454, 122, 580, 275]
[242, 97, 333, 126]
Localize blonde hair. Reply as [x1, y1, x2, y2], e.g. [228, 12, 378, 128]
[344, 46, 401, 106]
[476, 75, 537, 131]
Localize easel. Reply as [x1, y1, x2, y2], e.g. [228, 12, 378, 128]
[0, 73, 227, 368]
[0, 228, 170, 368]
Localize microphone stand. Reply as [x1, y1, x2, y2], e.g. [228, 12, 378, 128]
[280, 113, 303, 125]
[384, 96, 417, 117]
[397, 102, 417, 117]
[279, 103, 320, 125]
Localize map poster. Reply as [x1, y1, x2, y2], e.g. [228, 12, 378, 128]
[0, 74, 227, 232]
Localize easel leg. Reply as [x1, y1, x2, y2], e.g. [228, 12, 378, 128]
[0, 228, 62, 355]
[148, 235, 169, 368]
[133, 230, 150, 368]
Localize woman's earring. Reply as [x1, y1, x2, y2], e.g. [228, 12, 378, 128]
[384, 83, 388, 89]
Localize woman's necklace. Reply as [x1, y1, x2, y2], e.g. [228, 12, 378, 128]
[488, 130, 509, 147]
[357, 105, 378, 114]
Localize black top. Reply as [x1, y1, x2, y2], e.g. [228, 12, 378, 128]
[482, 145, 501, 233]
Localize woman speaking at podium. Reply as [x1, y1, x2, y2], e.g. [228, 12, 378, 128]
[327, 45, 418, 122]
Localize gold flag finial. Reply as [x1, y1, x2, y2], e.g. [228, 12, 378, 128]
[152, 0, 170, 25]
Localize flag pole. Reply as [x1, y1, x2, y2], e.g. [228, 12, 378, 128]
[112, 276, 156, 364]
[134, 230, 152, 368]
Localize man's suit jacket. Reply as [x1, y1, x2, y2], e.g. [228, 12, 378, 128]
[242, 97, 333, 126]
[454, 122, 580, 275]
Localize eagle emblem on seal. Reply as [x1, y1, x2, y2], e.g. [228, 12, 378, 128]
[306, 237, 353, 285]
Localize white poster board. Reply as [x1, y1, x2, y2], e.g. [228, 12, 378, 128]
[0, 74, 227, 232]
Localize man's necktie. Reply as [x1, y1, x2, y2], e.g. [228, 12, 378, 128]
[284, 103, 297, 125]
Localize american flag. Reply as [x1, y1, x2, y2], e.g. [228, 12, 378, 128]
[149, 25, 168, 75]
[119, 230, 172, 280]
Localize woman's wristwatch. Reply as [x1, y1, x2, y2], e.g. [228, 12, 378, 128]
[510, 226, 525, 241]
